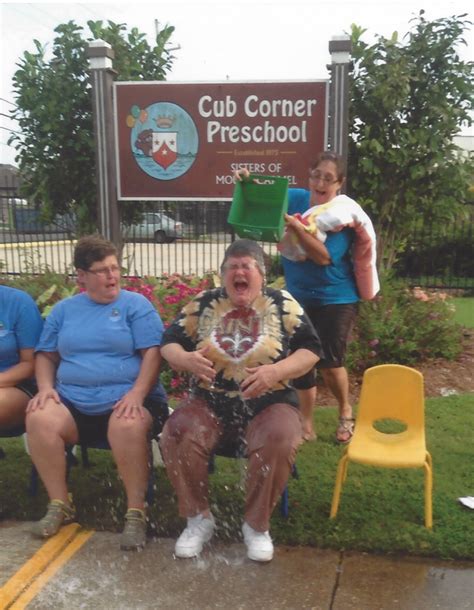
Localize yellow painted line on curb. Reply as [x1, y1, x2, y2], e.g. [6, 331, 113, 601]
[0, 523, 93, 609]
[9, 529, 94, 610]
[0, 240, 76, 250]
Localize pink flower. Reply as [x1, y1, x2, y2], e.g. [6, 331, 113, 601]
[413, 287, 429, 302]
[368, 339, 380, 347]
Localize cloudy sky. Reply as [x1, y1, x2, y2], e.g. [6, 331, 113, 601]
[1, 0, 472, 165]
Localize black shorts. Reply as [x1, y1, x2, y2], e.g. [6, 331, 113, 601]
[60, 395, 169, 447]
[15, 378, 38, 398]
[293, 302, 358, 390]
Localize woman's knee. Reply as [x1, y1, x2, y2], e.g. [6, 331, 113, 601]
[26, 405, 79, 448]
[161, 407, 220, 466]
[164, 402, 217, 440]
[26, 403, 62, 436]
[247, 404, 302, 455]
[108, 411, 152, 443]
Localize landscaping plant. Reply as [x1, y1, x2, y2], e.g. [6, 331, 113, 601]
[347, 275, 463, 373]
[0, 270, 465, 396]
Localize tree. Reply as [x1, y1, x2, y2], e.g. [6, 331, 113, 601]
[348, 12, 474, 271]
[9, 20, 176, 233]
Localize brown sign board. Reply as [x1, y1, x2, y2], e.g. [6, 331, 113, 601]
[114, 81, 328, 200]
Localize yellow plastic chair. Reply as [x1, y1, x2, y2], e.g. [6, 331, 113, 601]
[330, 364, 433, 528]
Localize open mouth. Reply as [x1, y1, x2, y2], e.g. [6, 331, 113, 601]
[233, 278, 248, 293]
[313, 187, 327, 197]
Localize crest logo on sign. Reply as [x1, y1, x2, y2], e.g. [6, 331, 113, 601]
[127, 102, 199, 181]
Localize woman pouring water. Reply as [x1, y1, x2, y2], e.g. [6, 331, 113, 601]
[159, 239, 322, 562]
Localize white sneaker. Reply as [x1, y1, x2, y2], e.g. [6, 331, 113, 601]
[242, 521, 274, 562]
[174, 513, 215, 558]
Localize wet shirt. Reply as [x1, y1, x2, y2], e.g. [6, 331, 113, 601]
[36, 290, 167, 414]
[0, 285, 43, 372]
[162, 286, 323, 425]
[282, 189, 359, 306]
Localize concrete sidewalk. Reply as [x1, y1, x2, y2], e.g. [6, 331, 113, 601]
[1, 521, 473, 609]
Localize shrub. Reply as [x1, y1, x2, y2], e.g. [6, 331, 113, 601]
[0, 270, 77, 304]
[0, 271, 463, 395]
[346, 276, 463, 372]
[138, 272, 213, 396]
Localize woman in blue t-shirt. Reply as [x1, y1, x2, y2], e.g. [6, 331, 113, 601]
[0, 285, 43, 431]
[26, 235, 168, 551]
[236, 152, 361, 445]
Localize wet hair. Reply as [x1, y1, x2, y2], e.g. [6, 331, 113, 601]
[310, 151, 345, 182]
[73, 234, 118, 270]
[220, 239, 266, 276]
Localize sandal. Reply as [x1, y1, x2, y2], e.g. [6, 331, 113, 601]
[336, 417, 355, 444]
[31, 499, 76, 538]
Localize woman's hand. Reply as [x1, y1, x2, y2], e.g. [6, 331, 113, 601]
[161, 343, 216, 384]
[240, 364, 279, 399]
[284, 213, 306, 234]
[185, 346, 217, 384]
[113, 389, 147, 419]
[27, 388, 60, 412]
[284, 214, 331, 265]
[233, 168, 251, 182]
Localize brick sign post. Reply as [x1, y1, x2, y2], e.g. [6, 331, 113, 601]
[87, 40, 121, 248]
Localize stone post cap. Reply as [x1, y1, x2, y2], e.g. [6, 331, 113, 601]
[87, 40, 114, 69]
[329, 35, 351, 63]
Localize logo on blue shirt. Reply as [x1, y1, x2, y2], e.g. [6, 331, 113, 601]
[109, 308, 121, 322]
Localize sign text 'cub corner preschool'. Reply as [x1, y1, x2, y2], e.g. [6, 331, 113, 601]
[114, 80, 328, 200]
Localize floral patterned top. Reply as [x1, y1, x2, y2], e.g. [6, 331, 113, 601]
[162, 286, 323, 426]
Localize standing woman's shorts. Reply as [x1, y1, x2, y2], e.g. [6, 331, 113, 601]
[293, 303, 358, 389]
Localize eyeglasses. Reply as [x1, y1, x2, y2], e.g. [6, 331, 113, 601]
[85, 265, 121, 277]
[309, 172, 340, 185]
[222, 261, 259, 272]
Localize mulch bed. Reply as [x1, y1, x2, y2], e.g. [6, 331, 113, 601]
[316, 329, 474, 406]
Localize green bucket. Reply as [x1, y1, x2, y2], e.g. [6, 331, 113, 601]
[227, 175, 289, 243]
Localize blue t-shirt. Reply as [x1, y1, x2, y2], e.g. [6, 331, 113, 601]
[0, 285, 43, 372]
[36, 290, 167, 414]
[281, 189, 359, 307]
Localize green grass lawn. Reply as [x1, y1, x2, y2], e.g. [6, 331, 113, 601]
[451, 296, 474, 328]
[1, 393, 473, 560]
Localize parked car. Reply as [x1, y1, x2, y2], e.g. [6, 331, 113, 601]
[12, 206, 76, 235]
[124, 212, 187, 243]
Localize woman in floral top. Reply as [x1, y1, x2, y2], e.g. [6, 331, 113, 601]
[160, 239, 322, 562]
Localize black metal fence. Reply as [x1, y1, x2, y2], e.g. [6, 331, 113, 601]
[393, 205, 474, 290]
[0, 183, 472, 289]
[0, 184, 280, 277]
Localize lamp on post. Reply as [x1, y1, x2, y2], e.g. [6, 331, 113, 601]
[87, 40, 122, 250]
[328, 35, 352, 182]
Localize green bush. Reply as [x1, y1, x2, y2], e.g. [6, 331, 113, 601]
[347, 276, 463, 372]
[0, 271, 463, 393]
